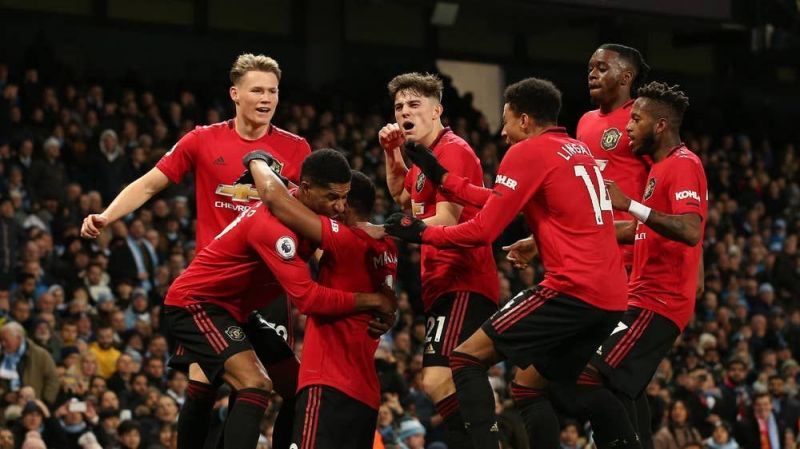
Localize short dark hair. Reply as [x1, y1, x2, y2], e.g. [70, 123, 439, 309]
[503, 78, 562, 125]
[387, 72, 443, 102]
[636, 81, 690, 127]
[118, 419, 141, 436]
[347, 171, 376, 218]
[726, 358, 746, 370]
[598, 43, 651, 96]
[300, 149, 351, 187]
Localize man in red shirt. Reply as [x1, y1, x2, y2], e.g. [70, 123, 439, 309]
[379, 73, 498, 448]
[559, 82, 707, 449]
[577, 44, 650, 271]
[164, 149, 396, 449]
[385, 78, 629, 449]
[243, 155, 397, 448]
[80, 54, 309, 449]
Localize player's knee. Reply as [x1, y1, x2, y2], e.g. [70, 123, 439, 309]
[241, 374, 272, 392]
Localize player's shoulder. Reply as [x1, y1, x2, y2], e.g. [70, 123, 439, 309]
[192, 120, 234, 136]
[269, 125, 309, 145]
[577, 109, 601, 125]
[669, 146, 703, 167]
[436, 129, 475, 155]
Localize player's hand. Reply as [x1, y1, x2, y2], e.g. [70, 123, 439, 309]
[376, 283, 398, 316]
[502, 236, 538, 269]
[604, 179, 632, 211]
[368, 311, 396, 338]
[378, 123, 405, 153]
[404, 142, 448, 184]
[242, 150, 289, 186]
[355, 222, 387, 239]
[81, 214, 108, 239]
[384, 213, 426, 244]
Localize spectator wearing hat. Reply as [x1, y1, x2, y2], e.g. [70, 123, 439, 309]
[397, 418, 425, 449]
[11, 401, 67, 449]
[0, 322, 59, 404]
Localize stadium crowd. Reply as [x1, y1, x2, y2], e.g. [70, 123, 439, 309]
[0, 58, 798, 449]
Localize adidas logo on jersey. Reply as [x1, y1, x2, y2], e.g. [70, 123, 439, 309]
[214, 156, 225, 165]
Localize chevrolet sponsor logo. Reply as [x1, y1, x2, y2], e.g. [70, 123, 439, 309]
[215, 183, 259, 202]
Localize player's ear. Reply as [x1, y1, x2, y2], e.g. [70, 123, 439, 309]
[433, 102, 443, 120]
[230, 86, 239, 105]
[620, 69, 633, 87]
[655, 117, 668, 135]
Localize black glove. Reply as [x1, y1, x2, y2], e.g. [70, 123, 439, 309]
[241, 150, 289, 186]
[384, 212, 426, 244]
[404, 141, 447, 185]
[235, 168, 254, 186]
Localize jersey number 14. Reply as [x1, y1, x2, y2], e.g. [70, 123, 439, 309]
[574, 165, 612, 225]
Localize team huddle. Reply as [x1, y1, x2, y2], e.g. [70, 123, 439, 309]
[81, 43, 708, 449]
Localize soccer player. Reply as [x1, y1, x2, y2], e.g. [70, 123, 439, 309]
[577, 44, 650, 270]
[379, 72, 498, 447]
[561, 82, 706, 449]
[244, 155, 397, 449]
[164, 149, 396, 449]
[385, 78, 629, 449]
[80, 53, 307, 449]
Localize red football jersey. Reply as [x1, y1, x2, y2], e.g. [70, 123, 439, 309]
[628, 145, 707, 330]
[164, 204, 355, 323]
[298, 217, 398, 410]
[156, 120, 311, 251]
[424, 128, 627, 311]
[577, 101, 649, 268]
[402, 128, 498, 310]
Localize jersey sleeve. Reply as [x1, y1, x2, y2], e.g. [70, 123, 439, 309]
[248, 216, 356, 316]
[286, 139, 312, 184]
[433, 144, 481, 204]
[666, 157, 706, 220]
[439, 173, 492, 208]
[423, 142, 548, 248]
[156, 129, 199, 184]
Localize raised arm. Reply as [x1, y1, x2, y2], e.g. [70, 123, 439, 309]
[248, 158, 323, 244]
[380, 124, 411, 208]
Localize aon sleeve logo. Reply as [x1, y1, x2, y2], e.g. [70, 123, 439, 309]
[675, 190, 700, 201]
[495, 174, 518, 190]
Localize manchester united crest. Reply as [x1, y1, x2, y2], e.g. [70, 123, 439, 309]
[644, 178, 656, 200]
[416, 172, 426, 192]
[601, 128, 622, 151]
[225, 326, 245, 341]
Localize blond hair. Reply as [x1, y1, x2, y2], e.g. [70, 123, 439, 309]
[229, 53, 282, 84]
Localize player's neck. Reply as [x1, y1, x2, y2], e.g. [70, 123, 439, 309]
[599, 92, 630, 114]
[652, 134, 682, 162]
[234, 115, 270, 140]
[418, 122, 445, 147]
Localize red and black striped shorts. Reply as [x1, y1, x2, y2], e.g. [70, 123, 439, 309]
[165, 303, 253, 384]
[591, 306, 680, 399]
[422, 291, 497, 368]
[483, 286, 622, 383]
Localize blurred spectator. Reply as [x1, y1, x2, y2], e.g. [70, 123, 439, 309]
[559, 419, 581, 449]
[11, 401, 67, 449]
[0, 322, 59, 404]
[397, 418, 425, 449]
[653, 400, 703, 449]
[89, 325, 120, 379]
[117, 419, 142, 449]
[706, 421, 740, 449]
[734, 393, 786, 449]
